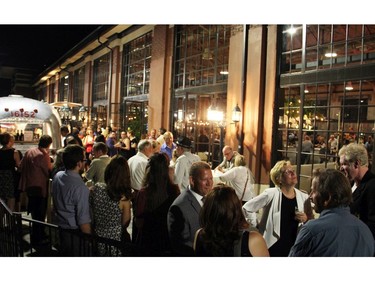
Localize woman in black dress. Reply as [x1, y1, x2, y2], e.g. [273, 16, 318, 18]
[134, 153, 180, 256]
[0, 132, 21, 211]
[127, 129, 138, 158]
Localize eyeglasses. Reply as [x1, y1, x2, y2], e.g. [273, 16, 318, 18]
[284, 169, 295, 176]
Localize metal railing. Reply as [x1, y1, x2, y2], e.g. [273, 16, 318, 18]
[0, 199, 23, 256]
[0, 199, 137, 257]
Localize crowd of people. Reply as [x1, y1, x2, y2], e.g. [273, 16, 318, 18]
[1, 124, 375, 257]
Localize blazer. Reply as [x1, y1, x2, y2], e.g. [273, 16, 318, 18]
[351, 170, 375, 239]
[85, 155, 111, 184]
[167, 188, 202, 256]
[242, 186, 311, 249]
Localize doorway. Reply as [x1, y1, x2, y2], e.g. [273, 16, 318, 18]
[173, 92, 227, 168]
[123, 100, 148, 139]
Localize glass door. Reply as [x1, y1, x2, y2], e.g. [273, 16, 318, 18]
[173, 92, 227, 168]
[123, 100, 148, 139]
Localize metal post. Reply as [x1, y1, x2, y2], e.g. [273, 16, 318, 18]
[219, 125, 224, 157]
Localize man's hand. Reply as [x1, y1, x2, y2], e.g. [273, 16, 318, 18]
[215, 166, 223, 172]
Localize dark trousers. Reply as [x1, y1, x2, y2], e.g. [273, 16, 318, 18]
[59, 229, 91, 257]
[27, 188, 47, 244]
[131, 190, 139, 242]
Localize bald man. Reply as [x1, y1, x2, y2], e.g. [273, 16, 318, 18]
[215, 145, 238, 173]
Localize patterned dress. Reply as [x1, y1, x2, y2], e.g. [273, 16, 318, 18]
[0, 149, 16, 200]
[89, 183, 127, 256]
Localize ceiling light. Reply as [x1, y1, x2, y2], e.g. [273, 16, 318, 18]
[325, 52, 337, 58]
[345, 82, 354, 91]
[220, 70, 229, 75]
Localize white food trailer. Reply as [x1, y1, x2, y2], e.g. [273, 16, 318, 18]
[0, 95, 62, 154]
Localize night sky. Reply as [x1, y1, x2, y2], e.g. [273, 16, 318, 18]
[0, 25, 101, 73]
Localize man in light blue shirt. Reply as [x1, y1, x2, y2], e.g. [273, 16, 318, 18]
[289, 168, 374, 257]
[52, 144, 91, 255]
[160, 131, 176, 160]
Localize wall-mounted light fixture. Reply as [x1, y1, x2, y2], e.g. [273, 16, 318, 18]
[232, 104, 241, 123]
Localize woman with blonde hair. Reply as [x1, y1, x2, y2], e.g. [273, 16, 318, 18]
[193, 185, 269, 257]
[151, 140, 161, 154]
[242, 160, 314, 257]
[83, 127, 95, 168]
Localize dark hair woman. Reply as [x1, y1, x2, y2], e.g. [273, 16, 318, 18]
[134, 152, 180, 256]
[89, 155, 133, 256]
[0, 132, 21, 211]
[193, 185, 269, 257]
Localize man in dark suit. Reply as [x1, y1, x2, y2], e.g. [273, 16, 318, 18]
[167, 161, 213, 256]
[339, 142, 375, 239]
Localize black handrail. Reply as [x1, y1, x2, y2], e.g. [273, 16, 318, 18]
[1, 199, 136, 257]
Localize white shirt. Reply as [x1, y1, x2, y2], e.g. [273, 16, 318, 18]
[189, 186, 205, 207]
[128, 151, 149, 191]
[174, 151, 200, 191]
[352, 182, 358, 193]
[219, 166, 255, 201]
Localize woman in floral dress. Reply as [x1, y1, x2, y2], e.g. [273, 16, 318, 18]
[89, 155, 133, 256]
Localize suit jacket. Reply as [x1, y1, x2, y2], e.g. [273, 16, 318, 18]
[85, 155, 111, 184]
[167, 188, 201, 256]
[351, 170, 375, 239]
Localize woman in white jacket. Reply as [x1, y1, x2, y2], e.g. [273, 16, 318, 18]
[242, 160, 313, 257]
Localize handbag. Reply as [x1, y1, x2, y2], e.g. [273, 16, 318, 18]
[240, 169, 250, 201]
